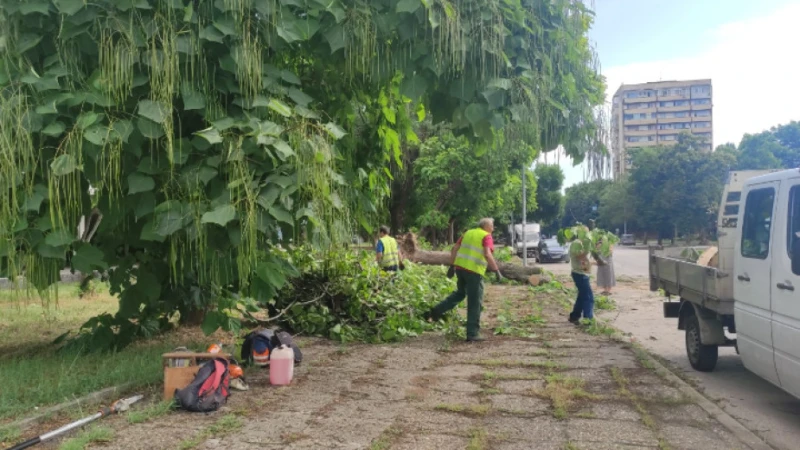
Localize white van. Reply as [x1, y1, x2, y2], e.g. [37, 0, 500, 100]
[650, 169, 800, 399]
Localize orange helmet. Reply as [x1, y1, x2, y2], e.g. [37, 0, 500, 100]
[229, 364, 243, 379]
[207, 343, 222, 354]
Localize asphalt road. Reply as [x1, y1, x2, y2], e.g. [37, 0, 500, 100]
[545, 247, 800, 450]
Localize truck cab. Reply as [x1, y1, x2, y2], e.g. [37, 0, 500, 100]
[734, 170, 800, 397]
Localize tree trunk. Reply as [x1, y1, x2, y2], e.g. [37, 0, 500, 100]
[398, 233, 548, 284]
[448, 218, 455, 244]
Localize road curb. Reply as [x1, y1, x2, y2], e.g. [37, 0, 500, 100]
[0, 383, 131, 435]
[629, 342, 774, 450]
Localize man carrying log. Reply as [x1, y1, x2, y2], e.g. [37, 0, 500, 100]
[424, 218, 502, 342]
[376, 225, 402, 272]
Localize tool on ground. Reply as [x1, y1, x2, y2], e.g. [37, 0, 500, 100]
[8, 395, 143, 450]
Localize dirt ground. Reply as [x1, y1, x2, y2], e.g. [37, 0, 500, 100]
[19, 281, 755, 450]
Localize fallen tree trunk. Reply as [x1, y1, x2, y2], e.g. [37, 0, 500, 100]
[398, 233, 550, 285]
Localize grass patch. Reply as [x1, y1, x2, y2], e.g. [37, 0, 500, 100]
[127, 400, 174, 424]
[0, 425, 21, 446]
[476, 359, 561, 370]
[434, 403, 491, 417]
[633, 346, 655, 370]
[178, 414, 243, 450]
[533, 374, 601, 420]
[281, 432, 310, 444]
[579, 318, 616, 337]
[369, 425, 404, 450]
[466, 427, 489, 450]
[595, 295, 616, 311]
[564, 442, 579, 450]
[58, 425, 114, 450]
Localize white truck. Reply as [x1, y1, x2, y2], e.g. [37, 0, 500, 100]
[650, 169, 800, 399]
[512, 223, 541, 259]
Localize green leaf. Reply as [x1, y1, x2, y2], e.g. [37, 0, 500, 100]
[213, 16, 237, 36]
[256, 261, 287, 290]
[19, 1, 51, 15]
[401, 73, 428, 101]
[16, 34, 42, 53]
[134, 192, 155, 219]
[71, 243, 108, 273]
[201, 311, 227, 335]
[268, 99, 293, 117]
[201, 205, 236, 227]
[154, 210, 186, 237]
[75, 111, 100, 129]
[194, 127, 222, 144]
[396, 0, 421, 14]
[323, 123, 346, 140]
[140, 220, 165, 242]
[280, 70, 301, 85]
[323, 24, 345, 53]
[200, 25, 225, 43]
[50, 154, 80, 176]
[128, 172, 155, 194]
[83, 125, 108, 145]
[181, 85, 205, 110]
[288, 87, 313, 107]
[137, 117, 165, 139]
[269, 206, 294, 225]
[42, 121, 66, 137]
[272, 140, 295, 160]
[137, 99, 170, 124]
[464, 103, 489, 125]
[54, 0, 84, 15]
[111, 119, 134, 143]
[38, 243, 66, 259]
[45, 229, 74, 247]
[24, 185, 48, 211]
[257, 186, 281, 210]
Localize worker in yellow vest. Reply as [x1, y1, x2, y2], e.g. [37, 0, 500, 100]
[376, 225, 402, 272]
[424, 218, 502, 342]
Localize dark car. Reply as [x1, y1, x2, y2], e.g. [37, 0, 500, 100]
[538, 238, 570, 263]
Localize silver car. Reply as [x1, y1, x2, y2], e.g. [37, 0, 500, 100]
[620, 234, 635, 246]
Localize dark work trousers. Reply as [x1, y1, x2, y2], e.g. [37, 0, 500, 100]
[570, 272, 594, 321]
[430, 269, 484, 338]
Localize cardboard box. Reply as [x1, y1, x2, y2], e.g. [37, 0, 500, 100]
[162, 352, 229, 400]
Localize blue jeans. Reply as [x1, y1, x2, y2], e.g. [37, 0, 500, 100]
[570, 272, 594, 320]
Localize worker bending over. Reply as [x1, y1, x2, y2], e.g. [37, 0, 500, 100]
[425, 218, 502, 342]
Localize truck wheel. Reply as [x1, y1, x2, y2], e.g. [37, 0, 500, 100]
[685, 314, 718, 372]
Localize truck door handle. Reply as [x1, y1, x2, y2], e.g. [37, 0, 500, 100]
[777, 282, 795, 292]
[738, 274, 750, 282]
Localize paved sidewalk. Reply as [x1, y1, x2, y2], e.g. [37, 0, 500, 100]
[95, 283, 754, 450]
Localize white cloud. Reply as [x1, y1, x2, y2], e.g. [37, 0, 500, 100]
[554, 3, 800, 189]
[603, 2, 800, 147]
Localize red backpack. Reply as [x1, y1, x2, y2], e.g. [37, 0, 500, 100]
[175, 357, 230, 412]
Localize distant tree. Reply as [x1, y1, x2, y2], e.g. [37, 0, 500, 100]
[561, 179, 612, 229]
[629, 134, 735, 243]
[598, 177, 635, 234]
[532, 165, 565, 227]
[719, 121, 800, 170]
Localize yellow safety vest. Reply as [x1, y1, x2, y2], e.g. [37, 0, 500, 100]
[379, 236, 399, 268]
[455, 228, 489, 275]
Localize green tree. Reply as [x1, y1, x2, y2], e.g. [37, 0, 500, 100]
[561, 179, 612, 229]
[532, 164, 564, 227]
[0, 0, 604, 348]
[598, 177, 635, 234]
[629, 134, 735, 243]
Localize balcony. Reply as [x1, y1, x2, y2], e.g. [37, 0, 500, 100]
[623, 96, 655, 104]
[624, 118, 657, 126]
[657, 127, 690, 135]
[656, 94, 690, 102]
[691, 103, 712, 111]
[625, 129, 657, 137]
[657, 105, 691, 113]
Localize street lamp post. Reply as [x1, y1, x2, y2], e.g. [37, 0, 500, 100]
[521, 166, 527, 267]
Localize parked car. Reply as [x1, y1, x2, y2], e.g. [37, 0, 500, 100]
[538, 238, 570, 263]
[620, 234, 636, 246]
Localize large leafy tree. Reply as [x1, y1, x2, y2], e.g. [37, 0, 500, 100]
[629, 134, 735, 243]
[0, 0, 604, 348]
[719, 121, 800, 170]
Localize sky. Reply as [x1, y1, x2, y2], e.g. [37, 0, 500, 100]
[543, 0, 800, 191]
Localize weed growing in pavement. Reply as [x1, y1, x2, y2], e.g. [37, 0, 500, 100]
[564, 442, 580, 450]
[579, 318, 616, 337]
[177, 414, 243, 450]
[127, 400, 174, 424]
[435, 404, 491, 416]
[467, 427, 489, 450]
[369, 425, 404, 450]
[595, 295, 616, 311]
[0, 426, 21, 446]
[59, 426, 114, 450]
[533, 374, 601, 420]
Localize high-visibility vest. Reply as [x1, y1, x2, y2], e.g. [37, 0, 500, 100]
[455, 228, 489, 275]
[379, 236, 399, 268]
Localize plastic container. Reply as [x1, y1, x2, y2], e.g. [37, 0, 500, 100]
[269, 345, 295, 386]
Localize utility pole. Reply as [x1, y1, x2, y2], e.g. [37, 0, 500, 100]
[522, 166, 527, 267]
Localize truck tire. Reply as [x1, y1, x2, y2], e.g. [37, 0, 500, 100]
[685, 314, 718, 372]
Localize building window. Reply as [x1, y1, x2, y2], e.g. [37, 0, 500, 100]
[788, 185, 800, 275]
[692, 122, 711, 128]
[674, 112, 688, 118]
[693, 110, 711, 117]
[661, 135, 676, 141]
[692, 99, 711, 105]
[674, 100, 689, 106]
[741, 188, 775, 260]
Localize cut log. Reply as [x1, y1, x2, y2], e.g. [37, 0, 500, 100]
[398, 233, 549, 285]
[696, 246, 718, 268]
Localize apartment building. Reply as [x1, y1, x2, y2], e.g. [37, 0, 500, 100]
[610, 79, 713, 179]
